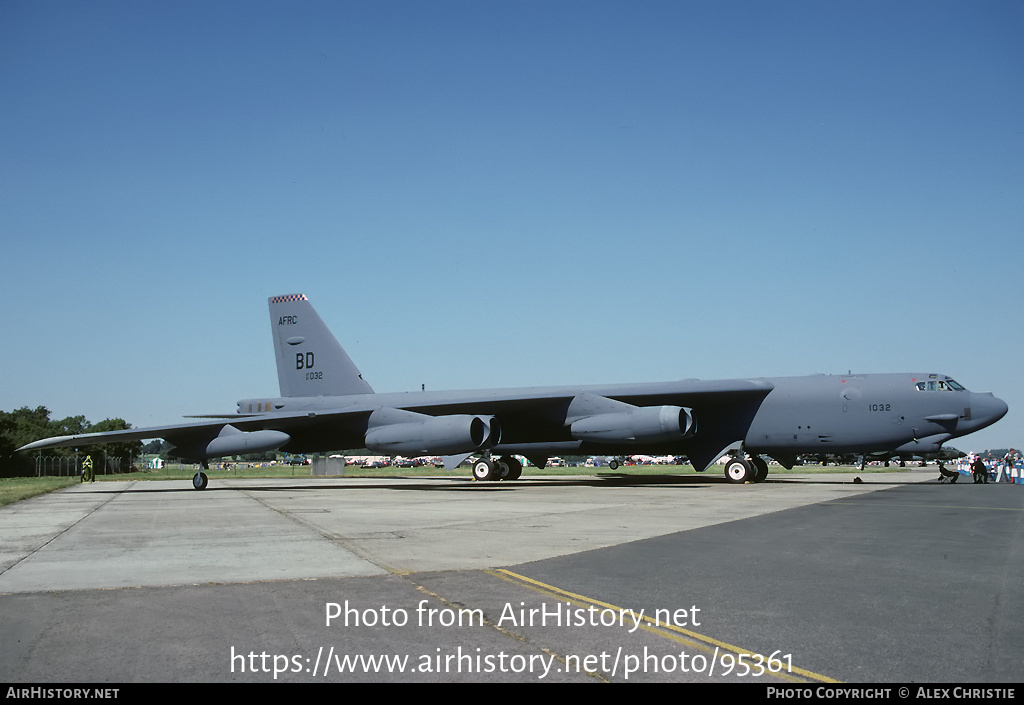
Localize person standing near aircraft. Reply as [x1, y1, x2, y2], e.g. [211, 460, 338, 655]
[971, 455, 989, 484]
[1002, 450, 1016, 484]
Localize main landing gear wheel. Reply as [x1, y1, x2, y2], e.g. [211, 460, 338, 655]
[494, 457, 509, 480]
[750, 456, 769, 483]
[474, 456, 523, 482]
[192, 472, 209, 490]
[472, 458, 496, 481]
[497, 455, 523, 481]
[724, 457, 754, 484]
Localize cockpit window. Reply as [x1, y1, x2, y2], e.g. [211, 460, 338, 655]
[916, 378, 966, 392]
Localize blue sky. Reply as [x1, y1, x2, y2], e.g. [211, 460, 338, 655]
[2, 1, 1022, 452]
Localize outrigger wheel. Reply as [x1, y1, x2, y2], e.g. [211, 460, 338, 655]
[192, 461, 209, 490]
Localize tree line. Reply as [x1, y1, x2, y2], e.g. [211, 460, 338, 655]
[0, 406, 140, 478]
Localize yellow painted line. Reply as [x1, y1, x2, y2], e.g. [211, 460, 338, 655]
[487, 568, 840, 684]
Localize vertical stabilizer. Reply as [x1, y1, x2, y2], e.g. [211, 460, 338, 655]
[268, 294, 374, 397]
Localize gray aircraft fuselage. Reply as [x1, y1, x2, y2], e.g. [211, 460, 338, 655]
[236, 372, 1006, 472]
[743, 373, 1003, 460]
[19, 295, 1008, 487]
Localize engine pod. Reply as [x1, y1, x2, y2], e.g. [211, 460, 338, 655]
[365, 408, 499, 455]
[570, 405, 694, 444]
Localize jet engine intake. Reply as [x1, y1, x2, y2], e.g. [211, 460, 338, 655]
[365, 409, 500, 455]
[570, 405, 694, 444]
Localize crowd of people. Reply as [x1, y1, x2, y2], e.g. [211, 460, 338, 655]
[954, 451, 1021, 484]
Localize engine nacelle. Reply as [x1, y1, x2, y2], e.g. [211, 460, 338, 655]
[570, 405, 694, 444]
[365, 409, 500, 455]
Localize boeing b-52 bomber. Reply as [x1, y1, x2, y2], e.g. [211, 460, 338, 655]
[20, 295, 1008, 489]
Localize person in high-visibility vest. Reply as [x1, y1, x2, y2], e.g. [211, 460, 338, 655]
[82, 456, 94, 483]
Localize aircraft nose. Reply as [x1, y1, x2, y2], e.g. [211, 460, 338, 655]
[971, 392, 1008, 429]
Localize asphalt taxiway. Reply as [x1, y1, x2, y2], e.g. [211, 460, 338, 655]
[2, 469, 1021, 682]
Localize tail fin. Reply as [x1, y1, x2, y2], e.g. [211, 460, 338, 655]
[268, 294, 374, 397]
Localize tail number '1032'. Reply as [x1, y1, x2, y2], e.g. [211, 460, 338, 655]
[869, 403, 891, 412]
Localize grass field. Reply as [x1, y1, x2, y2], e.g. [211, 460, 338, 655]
[0, 476, 79, 508]
[3, 462, 921, 507]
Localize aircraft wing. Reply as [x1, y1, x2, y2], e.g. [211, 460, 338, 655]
[18, 417, 275, 458]
[350, 377, 774, 472]
[18, 423, 204, 452]
[15, 411, 346, 460]
[401, 378, 773, 465]
[18, 378, 773, 471]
